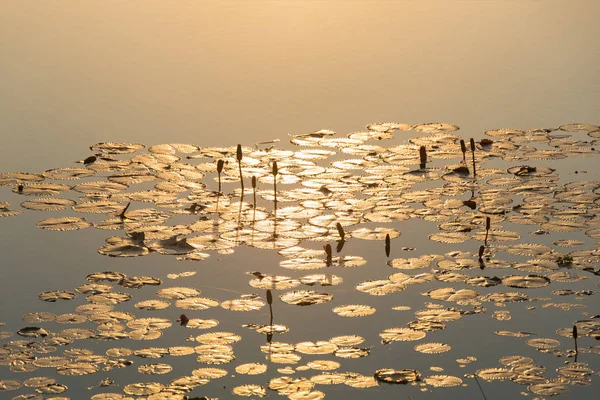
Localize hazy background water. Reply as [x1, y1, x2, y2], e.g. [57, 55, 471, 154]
[1, 2, 600, 399]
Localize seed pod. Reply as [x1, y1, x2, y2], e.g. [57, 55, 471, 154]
[485, 216, 491, 231]
[419, 146, 427, 165]
[272, 161, 278, 176]
[252, 176, 257, 189]
[217, 159, 224, 174]
[573, 325, 578, 339]
[324, 244, 332, 258]
[236, 144, 243, 161]
[460, 139, 467, 154]
[266, 290, 273, 305]
[385, 234, 391, 257]
[470, 138, 475, 152]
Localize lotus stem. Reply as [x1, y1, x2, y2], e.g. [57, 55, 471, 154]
[217, 159, 224, 193]
[419, 146, 427, 169]
[236, 144, 244, 193]
[470, 138, 476, 178]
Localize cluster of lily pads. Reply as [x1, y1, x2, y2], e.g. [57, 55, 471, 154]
[1, 122, 600, 399]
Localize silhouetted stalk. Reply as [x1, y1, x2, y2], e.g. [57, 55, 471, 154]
[419, 146, 427, 169]
[119, 202, 131, 220]
[236, 144, 244, 193]
[484, 216, 491, 245]
[460, 139, 467, 163]
[385, 233, 391, 257]
[473, 376, 489, 400]
[573, 325, 578, 355]
[252, 176, 257, 209]
[217, 159, 224, 193]
[470, 138, 477, 178]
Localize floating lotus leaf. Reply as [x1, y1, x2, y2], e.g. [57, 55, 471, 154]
[90, 142, 145, 154]
[415, 309, 462, 322]
[348, 227, 400, 241]
[232, 384, 266, 397]
[195, 332, 241, 345]
[192, 367, 228, 378]
[374, 368, 421, 384]
[332, 305, 376, 317]
[334, 347, 370, 359]
[528, 382, 569, 396]
[37, 217, 92, 231]
[221, 295, 265, 311]
[55, 313, 88, 324]
[157, 287, 200, 299]
[557, 364, 594, 378]
[414, 342, 451, 354]
[0, 202, 21, 217]
[56, 362, 98, 376]
[502, 274, 550, 289]
[22, 312, 56, 323]
[135, 300, 170, 310]
[424, 375, 462, 387]
[355, 280, 405, 296]
[280, 290, 333, 306]
[138, 363, 172, 374]
[38, 291, 76, 302]
[300, 274, 343, 286]
[526, 338, 560, 349]
[97, 236, 150, 257]
[0, 172, 44, 186]
[11, 182, 71, 196]
[127, 318, 172, 330]
[424, 287, 479, 302]
[484, 292, 529, 303]
[379, 328, 426, 344]
[295, 341, 338, 355]
[87, 292, 131, 305]
[307, 360, 341, 371]
[175, 297, 219, 310]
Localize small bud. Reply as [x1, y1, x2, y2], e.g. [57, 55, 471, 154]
[236, 144, 243, 161]
[470, 138, 475, 152]
[272, 161, 278, 176]
[217, 159, 224, 174]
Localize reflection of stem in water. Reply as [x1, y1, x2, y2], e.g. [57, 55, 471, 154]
[235, 193, 243, 244]
[272, 161, 278, 212]
[573, 325, 579, 356]
[478, 245, 485, 270]
[484, 216, 491, 246]
[267, 289, 273, 326]
[324, 244, 332, 267]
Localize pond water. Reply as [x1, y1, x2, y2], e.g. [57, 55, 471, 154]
[1, 2, 600, 400]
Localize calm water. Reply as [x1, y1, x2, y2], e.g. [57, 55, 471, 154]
[1, 2, 600, 399]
